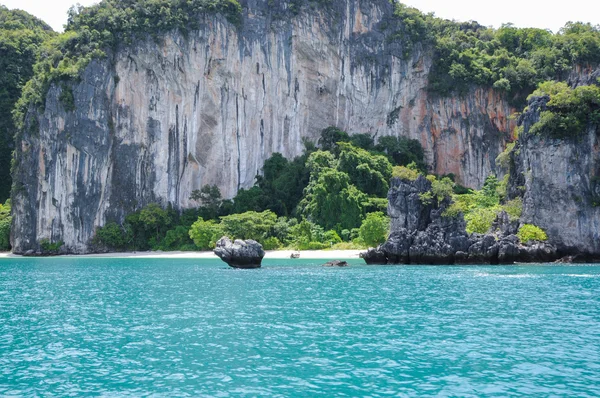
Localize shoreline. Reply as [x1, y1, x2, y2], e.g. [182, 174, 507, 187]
[0, 249, 365, 260]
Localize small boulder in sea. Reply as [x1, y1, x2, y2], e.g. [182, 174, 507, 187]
[214, 237, 265, 269]
[323, 260, 349, 267]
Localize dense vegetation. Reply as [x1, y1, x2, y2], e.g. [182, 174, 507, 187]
[0, 200, 11, 251]
[391, 164, 548, 241]
[15, 0, 242, 129]
[442, 174, 523, 234]
[390, 2, 600, 106]
[517, 224, 548, 243]
[93, 127, 421, 251]
[0, 6, 54, 202]
[527, 80, 600, 138]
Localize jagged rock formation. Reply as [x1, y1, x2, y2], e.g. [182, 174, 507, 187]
[12, 0, 513, 254]
[361, 176, 559, 265]
[214, 236, 265, 268]
[323, 260, 349, 267]
[508, 94, 600, 260]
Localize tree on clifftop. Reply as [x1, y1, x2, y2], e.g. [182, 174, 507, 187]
[0, 6, 54, 202]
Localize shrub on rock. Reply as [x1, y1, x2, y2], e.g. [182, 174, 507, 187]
[517, 224, 548, 243]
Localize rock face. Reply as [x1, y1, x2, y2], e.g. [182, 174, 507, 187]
[361, 177, 560, 265]
[508, 94, 600, 259]
[214, 236, 265, 268]
[323, 260, 349, 267]
[12, 0, 513, 254]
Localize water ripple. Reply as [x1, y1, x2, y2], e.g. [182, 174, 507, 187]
[1, 258, 599, 396]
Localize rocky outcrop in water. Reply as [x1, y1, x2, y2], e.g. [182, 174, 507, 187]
[12, 0, 514, 254]
[323, 260, 349, 267]
[214, 236, 265, 268]
[361, 176, 560, 265]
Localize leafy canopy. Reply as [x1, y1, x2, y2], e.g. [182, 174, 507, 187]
[517, 224, 548, 243]
[359, 212, 390, 248]
[14, 0, 242, 130]
[389, 1, 600, 106]
[442, 175, 523, 234]
[527, 81, 600, 138]
[0, 6, 54, 202]
[220, 210, 277, 242]
[0, 200, 12, 251]
[299, 167, 367, 231]
[189, 218, 225, 250]
[337, 142, 392, 197]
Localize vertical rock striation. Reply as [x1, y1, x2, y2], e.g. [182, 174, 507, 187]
[12, 0, 513, 253]
[509, 95, 600, 258]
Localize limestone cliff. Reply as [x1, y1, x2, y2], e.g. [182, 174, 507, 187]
[12, 0, 514, 253]
[509, 95, 600, 258]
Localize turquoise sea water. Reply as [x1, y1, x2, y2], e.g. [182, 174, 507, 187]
[1, 258, 600, 396]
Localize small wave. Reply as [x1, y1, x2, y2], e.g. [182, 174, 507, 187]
[474, 272, 536, 278]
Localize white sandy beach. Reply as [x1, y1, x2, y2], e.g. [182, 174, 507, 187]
[0, 249, 364, 259]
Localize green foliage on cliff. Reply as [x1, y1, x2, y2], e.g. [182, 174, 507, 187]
[442, 175, 524, 234]
[230, 152, 311, 216]
[0, 6, 54, 202]
[389, 163, 525, 236]
[14, 0, 242, 128]
[0, 200, 11, 251]
[517, 224, 548, 243]
[429, 175, 454, 203]
[375, 136, 427, 171]
[503, 198, 523, 220]
[388, 2, 432, 58]
[14, 32, 102, 127]
[39, 239, 64, 254]
[527, 81, 600, 138]
[495, 142, 516, 172]
[388, 1, 600, 106]
[465, 207, 499, 234]
[392, 163, 421, 181]
[68, 0, 242, 39]
[58, 85, 76, 111]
